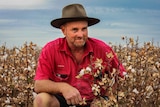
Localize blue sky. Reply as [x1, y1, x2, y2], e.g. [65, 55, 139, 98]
[0, 0, 160, 47]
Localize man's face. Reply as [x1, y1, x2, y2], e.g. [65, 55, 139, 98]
[61, 21, 88, 49]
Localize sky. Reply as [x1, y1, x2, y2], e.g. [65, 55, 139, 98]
[0, 0, 160, 47]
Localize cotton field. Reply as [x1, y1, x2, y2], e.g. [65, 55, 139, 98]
[0, 37, 159, 107]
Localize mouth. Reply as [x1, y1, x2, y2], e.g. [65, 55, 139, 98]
[74, 38, 86, 46]
[76, 37, 83, 40]
[75, 37, 84, 41]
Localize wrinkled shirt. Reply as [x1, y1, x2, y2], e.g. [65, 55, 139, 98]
[34, 37, 126, 100]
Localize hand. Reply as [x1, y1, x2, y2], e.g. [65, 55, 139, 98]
[60, 83, 82, 105]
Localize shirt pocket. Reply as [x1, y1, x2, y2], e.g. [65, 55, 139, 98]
[52, 66, 70, 82]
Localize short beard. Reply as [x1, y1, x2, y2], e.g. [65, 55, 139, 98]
[74, 41, 86, 48]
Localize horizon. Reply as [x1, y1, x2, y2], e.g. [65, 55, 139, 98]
[0, 0, 160, 47]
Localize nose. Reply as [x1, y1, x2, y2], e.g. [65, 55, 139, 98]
[77, 30, 84, 37]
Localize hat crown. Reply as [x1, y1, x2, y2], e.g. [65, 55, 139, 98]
[62, 4, 87, 18]
[51, 3, 100, 28]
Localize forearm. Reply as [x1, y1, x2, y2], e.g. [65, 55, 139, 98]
[34, 79, 67, 94]
[34, 79, 82, 105]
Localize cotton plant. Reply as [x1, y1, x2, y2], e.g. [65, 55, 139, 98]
[76, 52, 120, 106]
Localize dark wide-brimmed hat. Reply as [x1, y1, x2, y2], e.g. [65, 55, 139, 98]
[51, 4, 100, 28]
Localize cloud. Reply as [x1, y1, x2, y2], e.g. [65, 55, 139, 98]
[0, 0, 49, 10]
[87, 6, 160, 17]
[0, 19, 16, 24]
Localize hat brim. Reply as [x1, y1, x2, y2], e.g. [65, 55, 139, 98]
[51, 17, 100, 28]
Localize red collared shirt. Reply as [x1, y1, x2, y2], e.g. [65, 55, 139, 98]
[34, 37, 125, 100]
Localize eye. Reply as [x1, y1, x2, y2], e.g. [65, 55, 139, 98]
[82, 27, 87, 31]
[72, 28, 78, 33]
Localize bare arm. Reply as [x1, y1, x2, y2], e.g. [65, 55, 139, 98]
[34, 80, 64, 94]
[34, 80, 82, 105]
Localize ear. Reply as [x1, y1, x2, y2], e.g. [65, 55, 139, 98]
[60, 25, 66, 36]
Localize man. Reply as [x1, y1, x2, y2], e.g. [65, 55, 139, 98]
[33, 3, 125, 107]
